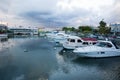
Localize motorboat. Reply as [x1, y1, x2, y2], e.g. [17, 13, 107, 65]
[45, 31, 58, 39]
[63, 36, 97, 49]
[73, 40, 120, 58]
[53, 32, 70, 44]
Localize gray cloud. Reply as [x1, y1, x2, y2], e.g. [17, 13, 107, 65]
[0, 0, 12, 13]
[20, 11, 69, 27]
[20, 7, 91, 27]
[0, 0, 120, 27]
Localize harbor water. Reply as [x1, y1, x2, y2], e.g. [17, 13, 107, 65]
[0, 36, 120, 80]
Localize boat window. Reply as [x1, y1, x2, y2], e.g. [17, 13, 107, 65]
[112, 41, 120, 49]
[82, 42, 88, 45]
[70, 39, 75, 42]
[77, 39, 82, 43]
[67, 39, 70, 41]
[93, 42, 96, 45]
[96, 42, 112, 48]
[106, 43, 112, 47]
[89, 42, 92, 44]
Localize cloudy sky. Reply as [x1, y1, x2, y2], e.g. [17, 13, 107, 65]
[0, 0, 120, 28]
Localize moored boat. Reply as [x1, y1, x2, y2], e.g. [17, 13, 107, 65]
[53, 32, 70, 44]
[63, 36, 97, 50]
[73, 40, 120, 58]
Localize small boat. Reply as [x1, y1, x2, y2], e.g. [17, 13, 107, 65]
[73, 40, 120, 58]
[63, 36, 97, 49]
[46, 31, 58, 39]
[53, 32, 70, 44]
[46, 31, 70, 43]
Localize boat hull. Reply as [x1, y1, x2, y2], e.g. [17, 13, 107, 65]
[73, 51, 120, 58]
[63, 42, 83, 50]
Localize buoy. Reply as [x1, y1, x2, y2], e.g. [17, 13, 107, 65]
[24, 49, 28, 52]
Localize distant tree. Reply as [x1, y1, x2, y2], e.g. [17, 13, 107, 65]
[93, 29, 99, 34]
[99, 19, 106, 27]
[105, 27, 111, 34]
[71, 27, 75, 31]
[99, 27, 106, 34]
[78, 26, 92, 33]
[98, 19, 110, 35]
[62, 27, 76, 32]
[62, 27, 68, 31]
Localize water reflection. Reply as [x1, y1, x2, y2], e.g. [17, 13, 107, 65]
[0, 38, 8, 42]
[58, 49, 77, 61]
[0, 37, 58, 80]
[0, 37, 120, 80]
[52, 48, 120, 80]
[74, 57, 120, 80]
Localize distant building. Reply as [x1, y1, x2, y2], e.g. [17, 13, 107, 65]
[32, 29, 38, 35]
[0, 24, 8, 38]
[0, 24, 8, 32]
[9, 28, 33, 35]
[38, 27, 62, 32]
[110, 23, 120, 33]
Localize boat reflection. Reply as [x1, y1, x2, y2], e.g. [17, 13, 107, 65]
[58, 49, 77, 61]
[0, 38, 8, 42]
[57, 48, 120, 80]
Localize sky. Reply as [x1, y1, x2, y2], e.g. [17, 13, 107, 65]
[0, 0, 120, 28]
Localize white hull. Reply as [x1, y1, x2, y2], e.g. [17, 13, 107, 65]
[63, 36, 97, 50]
[74, 51, 120, 58]
[63, 36, 83, 49]
[53, 37, 66, 43]
[46, 32, 70, 44]
[63, 43, 83, 49]
[73, 41, 120, 58]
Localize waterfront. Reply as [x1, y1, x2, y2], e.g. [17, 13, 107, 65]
[0, 36, 120, 80]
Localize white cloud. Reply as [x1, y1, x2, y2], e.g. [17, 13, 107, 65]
[56, 0, 114, 12]
[0, 0, 120, 27]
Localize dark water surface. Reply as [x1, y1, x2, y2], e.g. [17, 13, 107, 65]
[0, 36, 120, 80]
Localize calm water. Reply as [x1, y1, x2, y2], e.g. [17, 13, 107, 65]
[0, 36, 120, 80]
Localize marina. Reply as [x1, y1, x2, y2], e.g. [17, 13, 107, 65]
[0, 0, 120, 79]
[0, 36, 120, 80]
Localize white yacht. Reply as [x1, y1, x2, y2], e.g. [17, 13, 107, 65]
[63, 36, 97, 49]
[46, 31, 58, 39]
[53, 32, 70, 44]
[46, 31, 70, 44]
[73, 40, 120, 58]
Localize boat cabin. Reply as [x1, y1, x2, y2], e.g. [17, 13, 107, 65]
[67, 37, 97, 45]
[96, 40, 120, 49]
[63, 36, 97, 49]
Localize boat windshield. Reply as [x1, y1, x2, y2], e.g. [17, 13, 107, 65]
[95, 42, 112, 48]
[112, 40, 120, 49]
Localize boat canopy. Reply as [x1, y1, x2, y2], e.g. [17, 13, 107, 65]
[82, 38, 97, 41]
